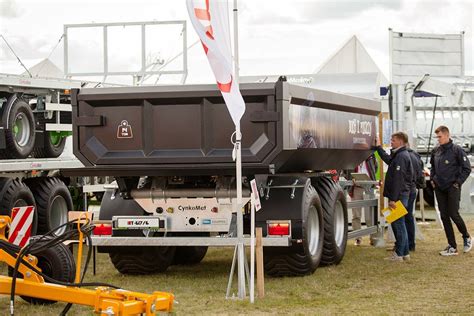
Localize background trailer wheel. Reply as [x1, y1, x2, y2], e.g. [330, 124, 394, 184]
[0, 95, 36, 159]
[32, 131, 67, 158]
[313, 176, 348, 266]
[257, 177, 324, 277]
[24, 177, 73, 236]
[10, 235, 76, 305]
[0, 177, 37, 235]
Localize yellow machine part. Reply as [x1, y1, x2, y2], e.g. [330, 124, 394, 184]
[0, 216, 174, 315]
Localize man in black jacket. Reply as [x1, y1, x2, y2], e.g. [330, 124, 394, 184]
[430, 125, 472, 256]
[406, 146, 424, 252]
[374, 132, 413, 261]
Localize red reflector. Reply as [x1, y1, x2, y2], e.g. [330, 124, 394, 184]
[267, 223, 290, 236]
[93, 224, 112, 236]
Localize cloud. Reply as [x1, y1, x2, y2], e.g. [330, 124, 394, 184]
[1, 35, 54, 61]
[244, 0, 402, 25]
[0, 0, 472, 79]
[0, 0, 21, 18]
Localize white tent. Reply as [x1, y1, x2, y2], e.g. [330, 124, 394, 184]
[314, 35, 388, 86]
[22, 58, 64, 78]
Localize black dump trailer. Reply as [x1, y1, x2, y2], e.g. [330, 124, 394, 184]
[70, 77, 380, 276]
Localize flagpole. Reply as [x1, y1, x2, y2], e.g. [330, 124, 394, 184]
[236, 127, 246, 300]
[233, 0, 240, 83]
[232, 0, 246, 300]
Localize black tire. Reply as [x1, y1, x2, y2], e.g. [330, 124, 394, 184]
[32, 132, 67, 158]
[173, 246, 208, 265]
[314, 176, 348, 266]
[110, 246, 176, 275]
[423, 181, 435, 207]
[0, 95, 35, 159]
[18, 235, 76, 305]
[0, 177, 37, 236]
[24, 177, 73, 236]
[264, 183, 324, 276]
[100, 189, 176, 274]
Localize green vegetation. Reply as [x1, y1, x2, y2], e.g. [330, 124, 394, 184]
[1, 218, 474, 315]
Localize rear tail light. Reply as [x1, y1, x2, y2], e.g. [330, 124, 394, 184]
[267, 220, 291, 236]
[93, 224, 112, 236]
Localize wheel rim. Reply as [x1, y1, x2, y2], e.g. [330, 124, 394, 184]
[334, 200, 345, 247]
[49, 132, 62, 147]
[307, 205, 321, 256]
[13, 112, 31, 147]
[50, 196, 69, 235]
[37, 256, 53, 276]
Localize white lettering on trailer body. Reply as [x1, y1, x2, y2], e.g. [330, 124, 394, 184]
[133, 197, 250, 232]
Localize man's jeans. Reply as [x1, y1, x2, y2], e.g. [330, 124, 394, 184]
[390, 194, 410, 257]
[405, 190, 417, 251]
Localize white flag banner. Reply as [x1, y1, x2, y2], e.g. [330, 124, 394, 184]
[186, 0, 245, 128]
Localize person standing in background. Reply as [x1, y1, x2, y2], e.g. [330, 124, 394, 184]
[373, 132, 413, 261]
[406, 144, 425, 252]
[430, 125, 472, 256]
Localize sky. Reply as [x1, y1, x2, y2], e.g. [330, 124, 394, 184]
[0, 0, 473, 84]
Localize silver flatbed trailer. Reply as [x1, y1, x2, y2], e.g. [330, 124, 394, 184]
[0, 157, 83, 173]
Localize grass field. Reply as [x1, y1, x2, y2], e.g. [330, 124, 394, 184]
[1, 216, 474, 315]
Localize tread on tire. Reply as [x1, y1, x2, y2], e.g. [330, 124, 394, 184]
[264, 183, 324, 276]
[24, 177, 72, 236]
[0, 95, 35, 159]
[0, 177, 37, 235]
[314, 176, 348, 266]
[17, 235, 76, 305]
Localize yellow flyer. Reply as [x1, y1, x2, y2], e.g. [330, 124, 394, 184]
[382, 200, 408, 223]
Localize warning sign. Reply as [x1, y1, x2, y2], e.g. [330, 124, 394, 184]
[250, 179, 262, 211]
[8, 206, 35, 247]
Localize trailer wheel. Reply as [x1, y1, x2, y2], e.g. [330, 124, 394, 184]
[0, 95, 35, 159]
[32, 132, 67, 158]
[24, 177, 73, 236]
[0, 177, 37, 235]
[171, 232, 209, 265]
[17, 235, 76, 305]
[264, 184, 324, 276]
[109, 246, 177, 275]
[99, 189, 177, 274]
[173, 246, 208, 265]
[423, 181, 435, 207]
[313, 176, 348, 266]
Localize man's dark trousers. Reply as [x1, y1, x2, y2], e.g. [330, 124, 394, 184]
[406, 189, 417, 251]
[435, 186, 469, 249]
